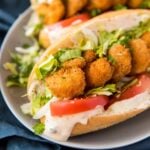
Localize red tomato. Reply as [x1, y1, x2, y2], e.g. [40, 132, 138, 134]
[119, 74, 150, 100]
[50, 96, 109, 116]
[47, 13, 90, 30]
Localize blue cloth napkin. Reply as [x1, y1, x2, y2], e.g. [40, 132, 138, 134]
[0, 0, 150, 149]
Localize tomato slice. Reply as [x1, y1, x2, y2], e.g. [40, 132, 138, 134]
[119, 74, 150, 100]
[50, 96, 109, 116]
[47, 13, 90, 30]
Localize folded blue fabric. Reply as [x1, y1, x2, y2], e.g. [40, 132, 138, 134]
[0, 0, 150, 150]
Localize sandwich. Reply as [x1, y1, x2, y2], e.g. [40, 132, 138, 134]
[24, 9, 150, 141]
[30, 0, 150, 48]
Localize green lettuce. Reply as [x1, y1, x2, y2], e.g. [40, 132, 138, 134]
[33, 122, 45, 135]
[57, 49, 82, 63]
[118, 19, 150, 45]
[113, 4, 128, 10]
[96, 30, 123, 57]
[36, 49, 82, 79]
[86, 84, 117, 96]
[31, 87, 52, 115]
[140, 0, 150, 8]
[37, 56, 59, 79]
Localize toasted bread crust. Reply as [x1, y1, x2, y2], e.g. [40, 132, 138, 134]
[71, 108, 145, 136]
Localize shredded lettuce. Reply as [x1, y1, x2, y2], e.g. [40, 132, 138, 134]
[118, 19, 150, 45]
[36, 49, 82, 79]
[25, 13, 43, 37]
[4, 39, 41, 87]
[81, 40, 96, 50]
[140, 0, 150, 8]
[90, 8, 102, 17]
[122, 78, 138, 93]
[33, 122, 45, 135]
[57, 49, 82, 63]
[96, 19, 150, 55]
[96, 29, 123, 57]
[113, 4, 128, 10]
[3, 62, 18, 75]
[86, 84, 117, 96]
[15, 39, 39, 54]
[36, 56, 59, 79]
[31, 87, 52, 115]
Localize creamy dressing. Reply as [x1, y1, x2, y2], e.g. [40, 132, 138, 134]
[44, 106, 104, 141]
[105, 91, 150, 115]
[34, 101, 104, 141]
[33, 91, 150, 141]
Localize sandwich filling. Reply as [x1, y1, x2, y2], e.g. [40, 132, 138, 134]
[24, 13, 150, 141]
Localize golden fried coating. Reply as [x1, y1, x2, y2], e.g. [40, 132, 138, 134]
[39, 28, 50, 48]
[109, 44, 132, 81]
[112, 0, 128, 6]
[35, 0, 65, 25]
[127, 0, 143, 8]
[83, 50, 97, 63]
[85, 58, 113, 88]
[46, 67, 86, 98]
[62, 58, 86, 68]
[141, 32, 150, 48]
[87, 0, 112, 11]
[66, 0, 88, 17]
[129, 39, 150, 74]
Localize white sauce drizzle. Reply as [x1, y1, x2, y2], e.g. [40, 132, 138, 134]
[44, 106, 104, 141]
[34, 101, 104, 141]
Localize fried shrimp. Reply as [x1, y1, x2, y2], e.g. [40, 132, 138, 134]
[62, 58, 86, 68]
[83, 50, 96, 63]
[129, 39, 150, 74]
[109, 44, 132, 81]
[85, 58, 113, 88]
[141, 32, 150, 48]
[35, 0, 65, 25]
[46, 67, 86, 98]
[127, 0, 143, 8]
[87, 0, 112, 11]
[66, 0, 88, 17]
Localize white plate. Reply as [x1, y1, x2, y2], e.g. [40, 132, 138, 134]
[0, 8, 150, 150]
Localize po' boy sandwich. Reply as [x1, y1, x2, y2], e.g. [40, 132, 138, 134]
[25, 9, 150, 141]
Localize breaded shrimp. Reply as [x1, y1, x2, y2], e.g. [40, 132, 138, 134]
[62, 58, 86, 68]
[141, 32, 150, 48]
[66, 0, 88, 17]
[129, 39, 150, 74]
[109, 44, 132, 81]
[46, 67, 86, 98]
[83, 50, 96, 63]
[85, 58, 113, 88]
[87, 0, 112, 11]
[35, 0, 65, 25]
[127, 0, 143, 8]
